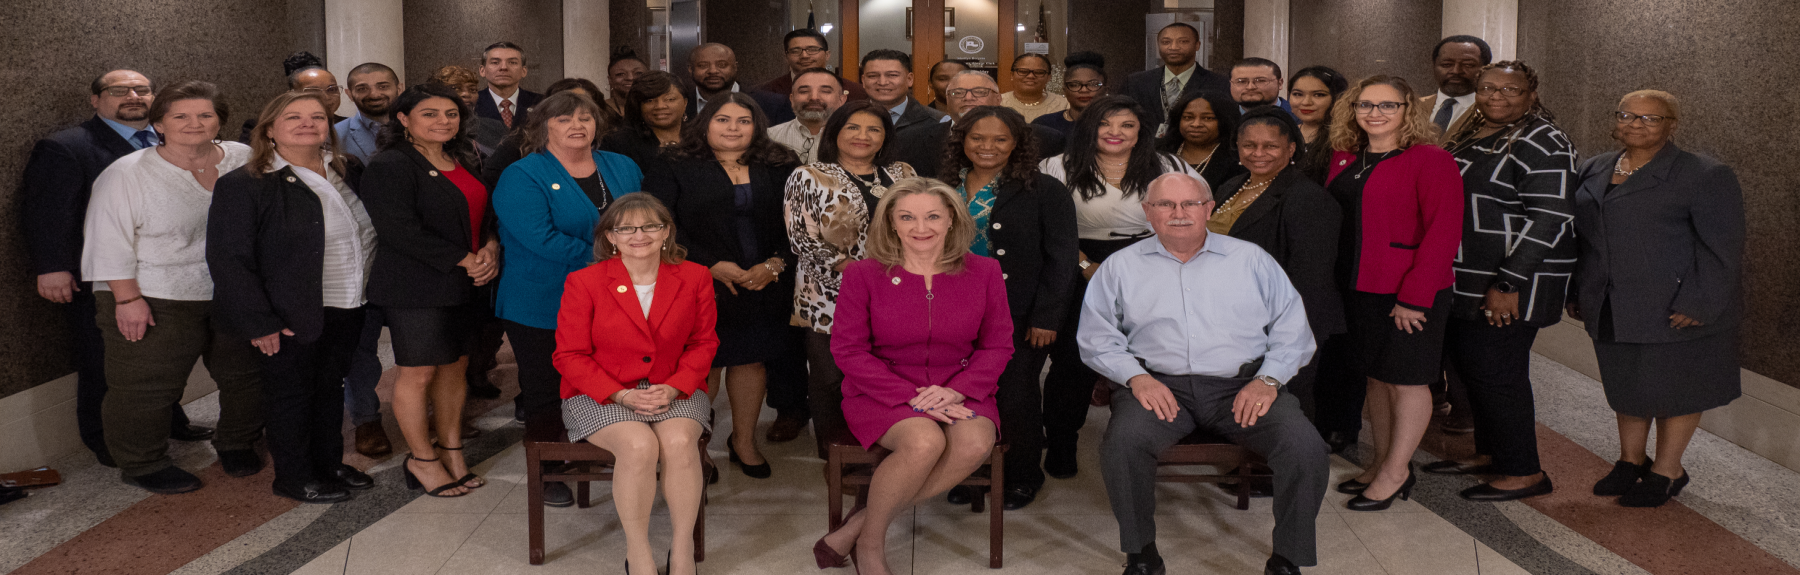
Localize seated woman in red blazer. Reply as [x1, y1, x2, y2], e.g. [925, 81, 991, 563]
[812, 178, 1015, 575]
[552, 192, 718, 575]
[1322, 75, 1464, 512]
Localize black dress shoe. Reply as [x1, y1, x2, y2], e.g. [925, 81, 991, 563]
[94, 450, 117, 468]
[513, 404, 526, 423]
[1593, 459, 1652, 496]
[1422, 460, 1497, 475]
[125, 467, 203, 494]
[946, 484, 978, 505]
[218, 449, 264, 477]
[1460, 475, 1553, 502]
[1044, 447, 1079, 479]
[1002, 484, 1039, 510]
[169, 424, 215, 442]
[1121, 552, 1165, 575]
[331, 464, 375, 490]
[1335, 477, 1369, 494]
[726, 433, 772, 479]
[1346, 470, 1416, 511]
[467, 376, 502, 399]
[543, 481, 575, 507]
[273, 481, 352, 504]
[1322, 431, 1356, 454]
[1265, 554, 1302, 575]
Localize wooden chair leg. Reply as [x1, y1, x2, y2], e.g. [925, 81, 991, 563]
[576, 479, 591, 509]
[527, 450, 546, 565]
[1235, 465, 1251, 511]
[827, 452, 845, 532]
[988, 448, 1005, 569]
[695, 491, 707, 562]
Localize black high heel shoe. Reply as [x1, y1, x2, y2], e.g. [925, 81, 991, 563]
[727, 433, 772, 479]
[1346, 469, 1416, 511]
[403, 454, 467, 498]
[435, 443, 485, 488]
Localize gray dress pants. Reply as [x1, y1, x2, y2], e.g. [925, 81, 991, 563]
[1100, 372, 1329, 566]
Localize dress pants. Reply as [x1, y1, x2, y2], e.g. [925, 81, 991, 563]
[502, 320, 563, 420]
[764, 325, 811, 419]
[72, 284, 191, 457]
[1100, 373, 1327, 566]
[96, 295, 263, 477]
[998, 327, 1050, 489]
[463, 288, 506, 388]
[263, 307, 364, 490]
[343, 308, 384, 426]
[1310, 335, 1365, 438]
[1041, 273, 1097, 455]
[1444, 318, 1543, 476]
[805, 331, 847, 459]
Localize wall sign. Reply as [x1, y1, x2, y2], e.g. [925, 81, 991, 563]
[959, 36, 984, 54]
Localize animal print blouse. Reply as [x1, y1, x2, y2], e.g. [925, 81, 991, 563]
[783, 161, 917, 334]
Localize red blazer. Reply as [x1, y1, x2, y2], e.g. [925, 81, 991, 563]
[1326, 144, 1464, 309]
[554, 258, 719, 404]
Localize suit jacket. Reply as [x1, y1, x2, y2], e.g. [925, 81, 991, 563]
[1123, 64, 1232, 130]
[21, 116, 138, 277]
[1422, 93, 1475, 136]
[553, 258, 719, 402]
[492, 150, 645, 329]
[643, 155, 801, 333]
[360, 147, 495, 308]
[599, 129, 664, 170]
[1214, 168, 1346, 336]
[754, 72, 870, 125]
[1325, 145, 1464, 309]
[207, 161, 367, 343]
[888, 96, 948, 143]
[891, 120, 1066, 181]
[476, 88, 546, 128]
[682, 83, 790, 124]
[1572, 144, 1744, 343]
[986, 173, 1079, 331]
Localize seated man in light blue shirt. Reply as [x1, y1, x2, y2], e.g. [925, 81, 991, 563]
[1078, 172, 1328, 575]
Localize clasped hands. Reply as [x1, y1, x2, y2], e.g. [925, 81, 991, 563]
[710, 258, 783, 295]
[1126, 374, 1277, 428]
[457, 241, 501, 286]
[910, 385, 976, 424]
[611, 384, 682, 416]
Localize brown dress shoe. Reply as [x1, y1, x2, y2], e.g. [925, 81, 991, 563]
[354, 421, 393, 457]
[766, 415, 806, 443]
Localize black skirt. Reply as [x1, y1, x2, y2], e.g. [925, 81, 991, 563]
[1345, 289, 1451, 386]
[381, 303, 480, 367]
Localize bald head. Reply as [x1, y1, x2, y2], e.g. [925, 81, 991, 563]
[946, 70, 1001, 120]
[1145, 173, 1214, 248]
[690, 43, 738, 93]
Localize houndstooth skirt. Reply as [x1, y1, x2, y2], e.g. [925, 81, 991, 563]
[563, 379, 712, 442]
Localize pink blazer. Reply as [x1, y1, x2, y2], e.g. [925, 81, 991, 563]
[1326, 145, 1465, 308]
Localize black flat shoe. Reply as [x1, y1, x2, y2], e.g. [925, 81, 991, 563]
[1619, 471, 1687, 508]
[726, 433, 771, 479]
[331, 464, 375, 490]
[1265, 553, 1302, 575]
[217, 449, 264, 477]
[125, 467, 203, 494]
[1594, 459, 1652, 496]
[1120, 552, 1166, 575]
[1044, 447, 1079, 479]
[1423, 460, 1496, 475]
[273, 480, 351, 503]
[1346, 470, 1416, 511]
[169, 424, 215, 442]
[1002, 484, 1039, 510]
[1460, 475, 1553, 502]
[1335, 477, 1370, 494]
[1322, 431, 1356, 454]
[543, 480, 575, 507]
[946, 485, 978, 505]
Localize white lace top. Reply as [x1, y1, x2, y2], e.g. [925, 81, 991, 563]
[81, 142, 252, 300]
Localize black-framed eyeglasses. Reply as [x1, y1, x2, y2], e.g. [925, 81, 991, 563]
[1476, 85, 1527, 97]
[947, 88, 997, 99]
[102, 85, 153, 97]
[609, 223, 669, 235]
[1353, 101, 1407, 115]
[786, 46, 826, 56]
[1011, 68, 1050, 79]
[1063, 81, 1105, 92]
[1614, 111, 1674, 127]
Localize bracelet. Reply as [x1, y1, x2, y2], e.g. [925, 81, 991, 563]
[114, 296, 143, 306]
[764, 261, 781, 274]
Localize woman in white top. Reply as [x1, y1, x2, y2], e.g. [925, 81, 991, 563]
[1001, 53, 1069, 123]
[1034, 94, 1201, 477]
[209, 91, 378, 504]
[81, 80, 264, 495]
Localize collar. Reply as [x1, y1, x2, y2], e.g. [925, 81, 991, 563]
[268, 150, 338, 175]
[695, 82, 741, 106]
[351, 111, 383, 131]
[1144, 232, 1231, 264]
[887, 99, 909, 119]
[1435, 90, 1476, 111]
[1163, 64, 1196, 86]
[489, 87, 519, 108]
[100, 117, 153, 145]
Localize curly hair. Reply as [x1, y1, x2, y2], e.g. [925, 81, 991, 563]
[1328, 75, 1439, 152]
[1067, 95, 1168, 201]
[668, 92, 799, 166]
[1443, 61, 1560, 154]
[937, 106, 1039, 193]
[378, 83, 481, 169]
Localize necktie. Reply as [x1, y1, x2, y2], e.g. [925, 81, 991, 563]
[1162, 77, 1181, 115]
[500, 99, 515, 128]
[1433, 98, 1458, 130]
[131, 130, 156, 149]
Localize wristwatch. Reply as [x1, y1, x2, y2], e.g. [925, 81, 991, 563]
[1256, 375, 1282, 388]
[1493, 281, 1517, 294]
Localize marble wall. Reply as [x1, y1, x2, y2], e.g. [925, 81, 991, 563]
[1068, 0, 1149, 78]
[401, 0, 565, 90]
[1518, 0, 1800, 388]
[703, 0, 791, 90]
[1288, 0, 1441, 93]
[0, 0, 323, 399]
[1210, 0, 1246, 74]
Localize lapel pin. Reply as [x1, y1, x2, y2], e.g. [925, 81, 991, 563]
[428, 170, 439, 177]
[617, 285, 628, 293]
[552, 183, 561, 190]
[891, 277, 901, 285]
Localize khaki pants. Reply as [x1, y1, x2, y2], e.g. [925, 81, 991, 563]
[97, 293, 264, 477]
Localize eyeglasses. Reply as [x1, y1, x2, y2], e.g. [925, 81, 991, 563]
[1230, 77, 1280, 87]
[786, 46, 826, 56]
[1143, 200, 1211, 212]
[1011, 68, 1050, 79]
[300, 85, 342, 96]
[1476, 85, 1527, 97]
[1354, 101, 1407, 115]
[1063, 81, 1105, 92]
[609, 223, 669, 235]
[102, 85, 153, 97]
[1614, 111, 1674, 127]
[947, 88, 997, 99]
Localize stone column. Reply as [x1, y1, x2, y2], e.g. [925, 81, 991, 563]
[1243, 0, 1290, 76]
[1442, 0, 1516, 61]
[566, 0, 612, 92]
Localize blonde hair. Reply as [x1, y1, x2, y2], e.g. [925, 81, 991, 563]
[1329, 75, 1440, 152]
[1619, 89, 1680, 120]
[593, 193, 687, 264]
[864, 177, 974, 275]
[247, 91, 347, 178]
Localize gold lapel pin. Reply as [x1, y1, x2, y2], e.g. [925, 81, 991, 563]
[552, 183, 561, 190]
[428, 170, 439, 177]
[891, 277, 901, 286]
[617, 285, 628, 293]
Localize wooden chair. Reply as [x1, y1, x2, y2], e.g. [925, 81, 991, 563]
[825, 429, 1009, 568]
[1155, 427, 1273, 510]
[523, 411, 714, 565]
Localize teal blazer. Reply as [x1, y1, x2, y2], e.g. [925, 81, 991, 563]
[493, 150, 644, 329]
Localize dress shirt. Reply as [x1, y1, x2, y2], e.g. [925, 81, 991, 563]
[101, 117, 158, 149]
[887, 100, 908, 124]
[1162, 64, 1197, 92]
[271, 153, 377, 308]
[1430, 90, 1476, 124]
[1078, 233, 1315, 387]
[82, 142, 252, 300]
[694, 82, 741, 112]
[334, 112, 383, 163]
[767, 118, 822, 165]
[489, 88, 521, 115]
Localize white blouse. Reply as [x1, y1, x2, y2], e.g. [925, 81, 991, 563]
[272, 153, 378, 309]
[82, 142, 252, 301]
[1038, 153, 1204, 241]
[634, 283, 655, 318]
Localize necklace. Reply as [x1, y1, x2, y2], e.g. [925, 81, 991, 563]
[1213, 177, 1274, 220]
[1352, 149, 1399, 180]
[1014, 93, 1046, 106]
[1180, 142, 1218, 174]
[1613, 154, 1641, 177]
[162, 144, 219, 176]
[847, 166, 888, 198]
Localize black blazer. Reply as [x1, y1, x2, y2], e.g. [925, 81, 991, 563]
[600, 129, 663, 171]
[1123, 65, 1232, 131]
[892, 120, 1067, 182]
[20, 116, 137, 277]
[1214, 168, 1346, 337]
[475, 89, 546, 128]
[208, 161, 368, 343]
[1572, 144, 1744, 344]
[480, 131, 528, 191]
[889, 96, 949, 143]
[987, 173, 1080, 331]
[682, 85, 791, 124]
[360, 147, 496, 308]
[641, 155, 801, 328]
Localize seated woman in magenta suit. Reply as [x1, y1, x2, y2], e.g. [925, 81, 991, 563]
[815, 177, 1015, 575]
[551, 193, 717, 575]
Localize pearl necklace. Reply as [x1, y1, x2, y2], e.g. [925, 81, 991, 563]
[1613, 154, 1641, 177]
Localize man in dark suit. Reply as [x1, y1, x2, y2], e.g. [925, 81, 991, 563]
[857, 50, 948, 146]
[753, 29, 868, 125]
[1123, 22, 1232, 135]
[475, 41, 545, 130]
[21, 70, 209, 468]
[890, 70, 1065, 179]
